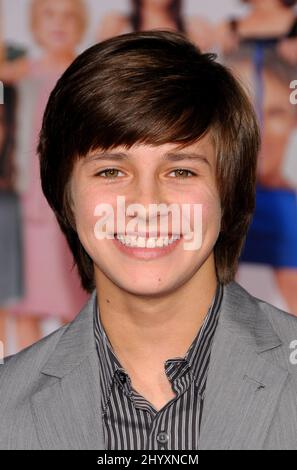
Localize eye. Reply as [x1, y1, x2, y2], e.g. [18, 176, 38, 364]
[168, 169, 197, 178]
[94, 168, 124, 179]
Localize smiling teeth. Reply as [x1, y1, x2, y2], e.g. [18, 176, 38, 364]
[116, 234, 180, 248]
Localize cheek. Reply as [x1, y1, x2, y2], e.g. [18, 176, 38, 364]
[74, 188, 100, 233]
[264, 116, 294, 137]
[37, 14, 51, 31]
[261, 130, 291, 159]
[189, 185, 221, 230]
[35, 23, 51, 44]
[201, 199, 222, 242]
[67, 20, 81, 39]
[73, 184, 118, 238]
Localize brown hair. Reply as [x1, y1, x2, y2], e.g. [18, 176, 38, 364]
[0, 85, 17, 190]
[130, 0, 186, 33]
[38, 30, 260, 292]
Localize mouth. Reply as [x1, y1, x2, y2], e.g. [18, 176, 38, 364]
[50, 30, 67, 41]
[112, 233, 183, 260]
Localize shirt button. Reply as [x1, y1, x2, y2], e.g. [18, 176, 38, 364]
[118, 372, 126, 383]
[156, 431, 169, 444]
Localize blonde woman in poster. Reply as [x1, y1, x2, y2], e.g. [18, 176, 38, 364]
[216, 0, 297, 315]
[0, 0, 89, 350]
[96, 0, 214, 51]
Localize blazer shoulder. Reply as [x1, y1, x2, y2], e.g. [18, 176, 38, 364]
[0, 291, 95, 401]
[231, 280, 297, 330]
[256, 294, 297, 332]
[250, 290, 297, 374]
[226, 281, 297, 357]
[0, 322, 68, 395]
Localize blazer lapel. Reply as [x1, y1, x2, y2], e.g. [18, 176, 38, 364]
[30, 291, 105, 450]
[199, 281, 288, 450]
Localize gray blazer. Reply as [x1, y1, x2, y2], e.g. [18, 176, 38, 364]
[1, 280, 297, 450]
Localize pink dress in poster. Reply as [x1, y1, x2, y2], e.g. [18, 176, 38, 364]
[9, 61, 88, 320]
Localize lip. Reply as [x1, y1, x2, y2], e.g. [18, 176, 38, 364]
[112, 234, 183, 260]
[51, 30, 67, 41]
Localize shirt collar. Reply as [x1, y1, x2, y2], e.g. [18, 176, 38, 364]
[93, 301, 126, 408]
[94, 281, 224, 408]
[182, 281, 223, 394]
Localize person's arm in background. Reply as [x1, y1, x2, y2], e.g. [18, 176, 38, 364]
[0, 0, 29, 84]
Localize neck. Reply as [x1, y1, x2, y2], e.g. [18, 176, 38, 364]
[95, 254, 218, 366]
[142, 1, 170, 18]
[41, 49, 76, 68]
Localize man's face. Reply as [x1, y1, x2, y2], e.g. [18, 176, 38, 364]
[34, 0, 82, 53]
[227, 58, 296, 183]
[70, 134, 222, 297]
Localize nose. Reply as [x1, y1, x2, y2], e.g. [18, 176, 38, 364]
[127, 176, 165, 213]
[124, 177, 178, 233]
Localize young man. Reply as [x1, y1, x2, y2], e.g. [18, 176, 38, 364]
[0, 30, 297, 450]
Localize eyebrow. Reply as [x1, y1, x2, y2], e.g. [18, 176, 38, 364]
[85, 151, 210, 166]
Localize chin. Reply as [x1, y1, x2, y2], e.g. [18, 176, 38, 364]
[116, 281, 179, 298]
[110, 266, 193, 295]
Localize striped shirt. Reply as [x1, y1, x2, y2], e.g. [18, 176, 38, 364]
[94, 281, 223, 450]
